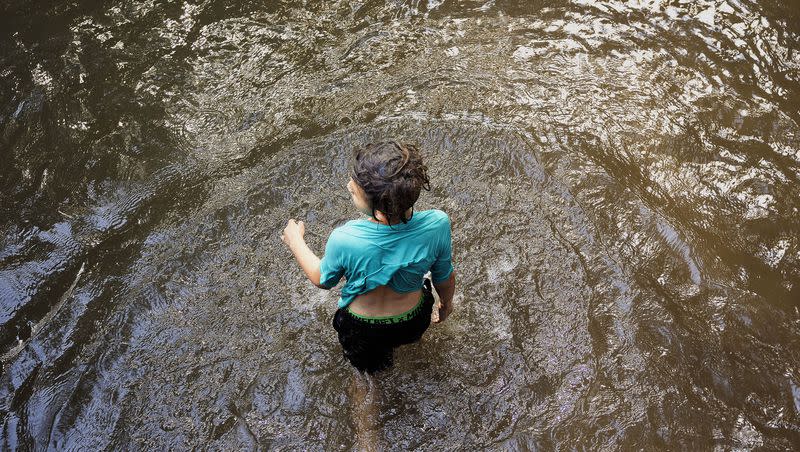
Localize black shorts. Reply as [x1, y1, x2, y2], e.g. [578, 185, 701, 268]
[332, 280, 435, 374]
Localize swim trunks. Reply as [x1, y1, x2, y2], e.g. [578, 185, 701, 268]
[332, 280, 435, 374]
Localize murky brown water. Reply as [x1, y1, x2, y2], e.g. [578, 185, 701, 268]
[2, 0, 799, 449]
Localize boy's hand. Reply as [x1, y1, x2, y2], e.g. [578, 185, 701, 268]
[282, 219, 305, 247]
[432, 272, 456, 324]
[434, 300, 452, 323]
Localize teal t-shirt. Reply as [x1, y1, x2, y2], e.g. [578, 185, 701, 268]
[319, 209, 453, 308]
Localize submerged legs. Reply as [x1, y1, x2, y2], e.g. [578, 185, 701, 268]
[350, 370, 380, 451]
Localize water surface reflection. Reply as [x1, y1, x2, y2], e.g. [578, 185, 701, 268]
[1, 0, 799, 449]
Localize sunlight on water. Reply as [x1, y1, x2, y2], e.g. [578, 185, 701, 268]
[1, 0, 799, 449]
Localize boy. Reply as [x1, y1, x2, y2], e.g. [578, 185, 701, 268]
[282, 141, 456, 374]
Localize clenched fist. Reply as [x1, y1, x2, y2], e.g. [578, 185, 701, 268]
[282, 219, 305, 248]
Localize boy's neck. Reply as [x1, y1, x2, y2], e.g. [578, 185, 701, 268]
[369, 208, 414, 225]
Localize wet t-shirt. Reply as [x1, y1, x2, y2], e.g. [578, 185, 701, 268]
[319, 209, 453, 308]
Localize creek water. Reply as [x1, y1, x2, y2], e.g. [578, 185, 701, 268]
[1, 0, 800, 449]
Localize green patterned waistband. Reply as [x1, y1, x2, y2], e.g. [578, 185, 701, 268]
[346, 293, 426, 324]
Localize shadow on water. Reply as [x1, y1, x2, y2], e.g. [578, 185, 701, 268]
[1, 0, 800, 449]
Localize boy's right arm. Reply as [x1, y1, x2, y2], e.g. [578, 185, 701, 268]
[433, 272, 456, 323]
[283, 219, 328, 289]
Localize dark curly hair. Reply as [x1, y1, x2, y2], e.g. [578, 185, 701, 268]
[350, 141, 431, 224]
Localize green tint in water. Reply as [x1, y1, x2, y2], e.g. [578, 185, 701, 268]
[1, 0, 799, 449]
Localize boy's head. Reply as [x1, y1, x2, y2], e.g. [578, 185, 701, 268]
[348, 141, 430, 224]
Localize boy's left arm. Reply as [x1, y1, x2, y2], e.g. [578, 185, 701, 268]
[282, 219, 329, 289]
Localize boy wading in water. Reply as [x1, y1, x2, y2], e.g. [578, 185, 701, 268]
[282, 141, 456, 448]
